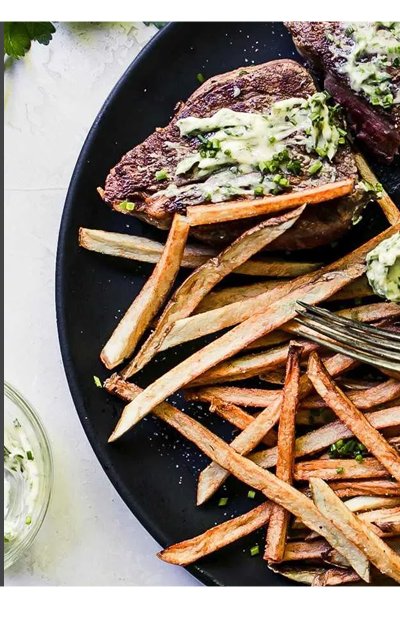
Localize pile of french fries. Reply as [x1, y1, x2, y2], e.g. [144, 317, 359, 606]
[79, 164, 400, 586]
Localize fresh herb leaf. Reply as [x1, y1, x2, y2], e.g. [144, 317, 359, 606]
[250, 544, 260, 556]
[4, 22, 56, 59]
[26, 450, 34, 461]
[93, 375, 102, 388]
[196, 72, 206, 84]
[247, 490, 256, 499]
[218, 497, 228, 507]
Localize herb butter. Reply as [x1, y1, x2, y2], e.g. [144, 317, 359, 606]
[366, 231, 400, 302]
[159, 91, 345, 204]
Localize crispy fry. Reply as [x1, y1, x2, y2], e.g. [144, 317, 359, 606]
[341, 496, 400, 513]
[283, 540, 349, 567]
[79, 227, 320, 277]
[359, 507, 400, 535]
[187, 179, 354, 226]
[161, 282, 400, 356]
[207, 401, 277, 447]
[303, 379, 400, 410]
[197, 275, 373, 314]
[264, 344, 302, 562]
[268, 564, 360, 586]
[251, 406, 400, 471]
[311, 568, 361, 586]
[355, 153, 400, 226]
[187, 340, 316, 387]
[105, 375, 373, 580]
[329, 480, 400, 499]
[122, 208, 305, 377]
[294, 458, 388, 481]
[100, 214, 189, 369]
[196, 352, 359, 505]
[197, 280, 283, 313]
[186, 386, 281, 407]
[159, 502, 272, 566]
[307, 353, 400, 482]
[310, 478, 400, 582]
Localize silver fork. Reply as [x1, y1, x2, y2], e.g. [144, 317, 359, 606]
[294, 302, 400, 372]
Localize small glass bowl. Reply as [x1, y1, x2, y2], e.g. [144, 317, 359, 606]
[4, 381, 53, 570]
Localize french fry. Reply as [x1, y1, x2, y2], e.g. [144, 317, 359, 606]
[197, 280, 283, 313]
[187, 179, 354, 226]
[283, 540, 349, 567]
[78, 227, 320, 277]
[185, 386, 281, 407]
[122, 207, 305, 377]
[329, 480, 400, 499]
[207, 401, 277, 447]
[187, 340, 316, 387]
[196, 352, 359, 505]
[159, 502, 272, 566]
[100, 214, 189, 369]
[197, 275, 373, 314]
[251, 406, 400, 471]
[341, 495, 400, 513]
[264, 344, 302, 562]
[311, 568, 361, 586]
[268, 564, 360, 586]
[160, 281, 400, 355]
[355, 152, 400, 226]
[105, 376, 372, 580]
[303, 378, 400, 411]
[294, 458, 388, 482]
[307, 353, 400, 482]
[109, 229, 398, 476]
[358, 507, 400, 535]
[310, 478, 400, 582]
[258, 369, 287, 385]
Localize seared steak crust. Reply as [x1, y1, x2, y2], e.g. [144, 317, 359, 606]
[286, 22, 400, 163]
[103, 59, 360, 250]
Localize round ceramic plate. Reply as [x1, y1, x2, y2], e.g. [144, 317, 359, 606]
[56, 22, 399, 586]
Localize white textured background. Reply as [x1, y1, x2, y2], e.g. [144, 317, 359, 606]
[4, 22, 198, 586]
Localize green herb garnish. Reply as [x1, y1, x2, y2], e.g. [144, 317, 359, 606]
[26, 450, 34, 461]
[253, 185, 264, 197]
[250, 544, 260, 556]
[308, 160, 323, 175]
[196, 72, 205, 84]
[25, 516, 32, 525]
[218, 497, 228, 507]
[4, 22, 56, 59]
[93, 375, 102, 388]
[247, 490, 256, 499]
[155, 169, 169, 181]
[119, 200, 136, 212]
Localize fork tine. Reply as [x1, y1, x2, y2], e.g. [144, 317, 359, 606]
[293, 328, 400, 372]
[296, 305, 400, 354]
[297, 302, 400, 346]
[295, 316, 400, 364]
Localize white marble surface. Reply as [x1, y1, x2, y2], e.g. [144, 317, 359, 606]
[4, 22, 198, 586]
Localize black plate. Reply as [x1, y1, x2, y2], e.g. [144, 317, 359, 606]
[56, 22, 399, 587]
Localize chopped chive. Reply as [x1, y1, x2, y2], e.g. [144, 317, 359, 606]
[26, 450, 34, 461]
[247, 490, 256, 499]
[119, 200, 135, 212]
[25, 516, 32, 525]
[218, 497, 228, 507]
[93, 375, 102, 388]
[336, 467, 344, 474]
[196, 72, 205, 84]
[355, 454, 364, 463]
[155, 169, 169, 181]
[250, 544, 260, 556]
[253, 185, 264, 197]
[308, 160, 323, 175]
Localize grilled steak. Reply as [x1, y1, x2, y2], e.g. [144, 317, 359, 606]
[103, 59, 366, 250]
[286, 22, 400, 164]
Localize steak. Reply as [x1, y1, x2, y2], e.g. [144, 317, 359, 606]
[286, 22, 400, 164]
[102, 59, 366, 250]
